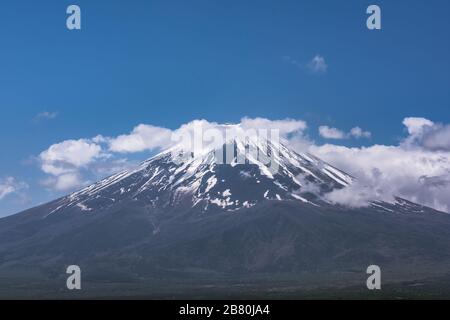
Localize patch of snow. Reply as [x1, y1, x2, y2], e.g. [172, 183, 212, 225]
[243, 201, 255, 208]
[205, 176, 217, 193]
[324, 165, 352, 185]
[320, 165, 352, 187]
[76, 203, 92, 212]
[274, 181, 288, 191]
[240, 171, 252, 179]
[210, 197, 233, 208]
[371, 202, 395, 213]
[291, 193, 308, 203]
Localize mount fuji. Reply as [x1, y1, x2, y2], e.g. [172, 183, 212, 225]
[35, 137, 419, 216]
[1, 136, 450, 299]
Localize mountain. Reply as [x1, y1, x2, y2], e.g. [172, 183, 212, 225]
[42, 137, 353, 215]
[1, 137, 450, 299]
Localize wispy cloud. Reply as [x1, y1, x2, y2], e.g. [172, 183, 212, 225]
[319, 125, 371, 140]
[34, 111, 58, 122]
[282, 55, 303, 69]
[350, 127, 372, 139]
[283, 54, 328, 75]
[0, 177, 28, 200]
[307, 55, 328, 74]
[318, 126, 345, 139]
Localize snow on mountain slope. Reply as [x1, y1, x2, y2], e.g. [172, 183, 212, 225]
[44, 135, 354, 215]
[44, 135, 423, 217]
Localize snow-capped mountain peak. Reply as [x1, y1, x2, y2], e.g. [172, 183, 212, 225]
[47, 137, 354, 216]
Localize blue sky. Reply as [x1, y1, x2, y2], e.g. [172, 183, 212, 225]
[1, 0, 450, 216]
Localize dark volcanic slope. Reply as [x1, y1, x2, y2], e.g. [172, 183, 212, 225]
[0, 139, 450, 298]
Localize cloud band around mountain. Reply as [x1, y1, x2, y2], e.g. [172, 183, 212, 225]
[34, 116, 450, 213]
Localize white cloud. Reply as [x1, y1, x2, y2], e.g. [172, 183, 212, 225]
[241, 117, 307, 134]
[318, 126, 345, 139]
[0, 177, 28, 200]
[350, 127, 371, 139]
[108, 124, 173, 153]
[284, 55, 328, 74]
[308, 55, 328, 74]
[401, 117, 450, 151]
[40, 139, 102, 175]
[310, 120, 450, 212]
[55, 173, 82, 191]
[39, 139, 103, 191]
[403, 117, 434, 135]
[421, 125, 450, 151]
[34, 111, 58, 122]
[107, 118, 308, 154]
[41, 173, 83, 192]
[324, 168, 395, 208]
[319, 125, 371, 140]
